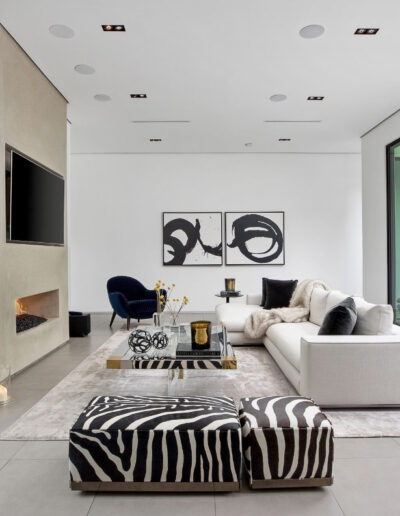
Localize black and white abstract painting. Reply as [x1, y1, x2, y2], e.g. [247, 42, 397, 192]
[163, 212, 222, 266]
[225, 212, 284, 265]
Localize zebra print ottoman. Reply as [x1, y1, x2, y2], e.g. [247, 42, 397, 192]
[239, 396, 334, 488]
[69, 395, 241, 492]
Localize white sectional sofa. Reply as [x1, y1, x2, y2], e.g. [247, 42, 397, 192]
[216, 288, 400, 407]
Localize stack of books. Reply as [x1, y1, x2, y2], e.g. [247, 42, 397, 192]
[176, 337, 222, 358]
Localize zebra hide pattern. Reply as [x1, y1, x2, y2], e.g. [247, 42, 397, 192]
[69, 395, 242, 484]
[239, 396, 334, 483]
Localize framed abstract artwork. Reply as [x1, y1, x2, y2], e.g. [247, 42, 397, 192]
[163, 212, 223, 266]
[225, 212, 285, 265]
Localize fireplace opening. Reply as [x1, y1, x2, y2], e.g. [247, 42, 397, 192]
[15, 290, 59, 334]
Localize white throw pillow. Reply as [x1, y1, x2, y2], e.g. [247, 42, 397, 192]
[353, 297, 394, 335]
[309, 288, 330, 326]
[326, 290, 349, 312]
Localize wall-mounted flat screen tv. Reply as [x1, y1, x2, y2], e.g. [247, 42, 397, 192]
[6, 147, 64, 246]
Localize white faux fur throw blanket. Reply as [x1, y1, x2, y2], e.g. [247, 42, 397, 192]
[244, 279, 329, 339]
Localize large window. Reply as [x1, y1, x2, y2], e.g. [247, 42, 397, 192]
[387, 138, 400, 324]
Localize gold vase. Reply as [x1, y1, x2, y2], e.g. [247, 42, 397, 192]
[191, 321, 211, 349]
[225, 278, 235, 292]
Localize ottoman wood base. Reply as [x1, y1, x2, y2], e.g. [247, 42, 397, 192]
[251, 477, 333, 489]
[71, 481, 240, 492]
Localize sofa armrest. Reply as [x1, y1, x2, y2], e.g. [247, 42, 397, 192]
[300, 335, 400, 407]
[247, 293, 262, 306]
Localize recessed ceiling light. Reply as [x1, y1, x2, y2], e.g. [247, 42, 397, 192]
[94, 94, 111, 102]
[49, 24, 75, 39]
[244, 143, 253, 147]
[269, 94, 287, 102]
[102, 25, 126, 32]
[354, 28, 379, 35]
[307, 96, 324, 101]
[299, 25, 325, 39]
[74, 64, 95, 75]
[130, 94, 147, 99]
[150, 138, 162, 142]
[279, 138, 291, 142]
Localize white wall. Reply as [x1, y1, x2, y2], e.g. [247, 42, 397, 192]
[69, 153, 362, 312]
[362, 111, 400, 304]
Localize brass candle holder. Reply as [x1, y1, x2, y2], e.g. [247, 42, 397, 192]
[191, 321, 211, 349]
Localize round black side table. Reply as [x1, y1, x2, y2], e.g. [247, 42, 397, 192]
[215, 292, 243, 303]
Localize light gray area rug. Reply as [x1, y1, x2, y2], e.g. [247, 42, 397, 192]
[2, 330, 400, 439]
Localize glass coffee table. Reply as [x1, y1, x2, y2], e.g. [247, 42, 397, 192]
[107, 324, 236, 394]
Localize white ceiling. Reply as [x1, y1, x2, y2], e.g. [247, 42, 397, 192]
[1, 0, 400, 154]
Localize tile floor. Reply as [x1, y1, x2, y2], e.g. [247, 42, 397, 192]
[0, 313, 399, 516]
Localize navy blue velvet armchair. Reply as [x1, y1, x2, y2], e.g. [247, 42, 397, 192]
[107, 276, 166, 330]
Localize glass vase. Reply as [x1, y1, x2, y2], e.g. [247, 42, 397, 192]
[169, 312, 180, 327]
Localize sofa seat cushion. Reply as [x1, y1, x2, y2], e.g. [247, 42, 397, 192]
[266, 322, 320, 370]
[69, 395, 242, 490]
[216, 303, 262, 332]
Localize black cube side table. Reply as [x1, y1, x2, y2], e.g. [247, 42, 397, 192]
[69, 311, 91, 337]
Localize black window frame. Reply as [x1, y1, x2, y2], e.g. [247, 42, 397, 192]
[386, 136, 400, 320]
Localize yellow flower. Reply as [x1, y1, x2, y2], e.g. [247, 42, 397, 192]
[160, 295, 164, 299]
[167, 298, 170, 302]
[172, 283, 176, 287]
[162, 282, 165, 286]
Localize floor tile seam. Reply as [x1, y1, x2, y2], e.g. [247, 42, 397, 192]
[330, 487, 347, 516]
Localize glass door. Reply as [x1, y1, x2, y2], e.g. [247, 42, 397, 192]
[387, 138, 400, 324]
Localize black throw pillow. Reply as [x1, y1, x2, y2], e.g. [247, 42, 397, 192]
[318, 297, 357, 335]
[262, 278, 298, 309]
[260, 278, 268, 307]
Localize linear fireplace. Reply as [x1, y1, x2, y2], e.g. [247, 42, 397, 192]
[15, 290, 59, 334]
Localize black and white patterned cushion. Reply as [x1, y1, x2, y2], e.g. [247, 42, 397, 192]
[69, 395, 241, 488]
[239, 396, 334, 486]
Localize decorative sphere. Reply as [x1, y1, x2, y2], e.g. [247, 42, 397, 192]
[152, 331, 169, 349]
[128, 329, 152, 354]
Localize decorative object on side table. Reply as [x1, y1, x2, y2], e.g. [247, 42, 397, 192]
[191, 320, 211, 349]
[225, 212, 285, 265]
[0, 364, 11, 405]
[225, 278, 236, 291]
[216, 278, 242, 303]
